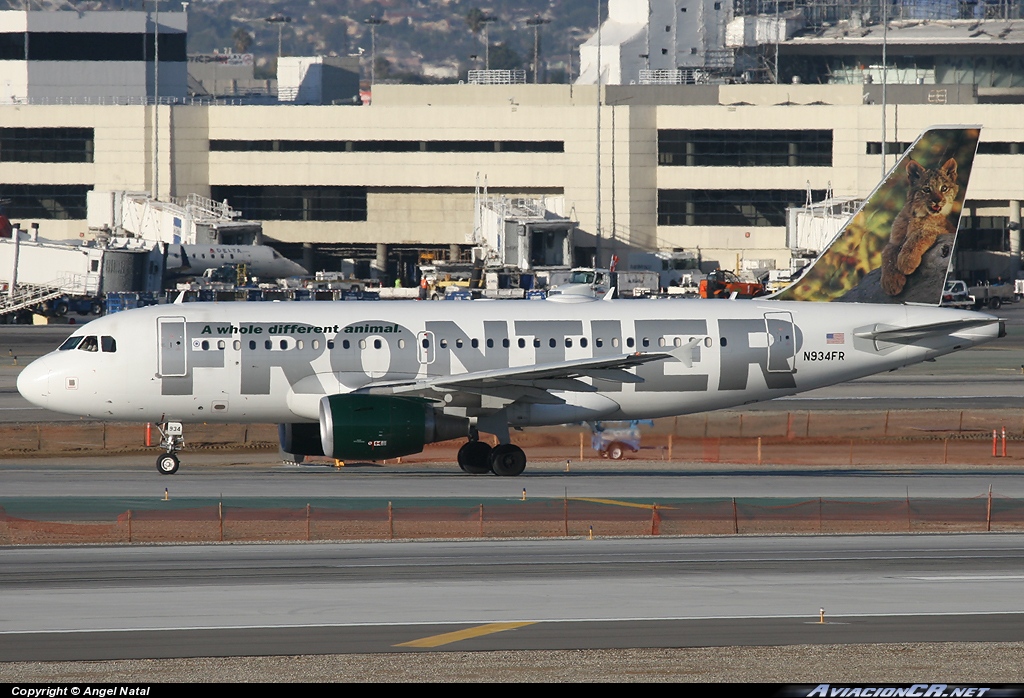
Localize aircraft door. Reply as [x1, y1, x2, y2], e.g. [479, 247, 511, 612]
[417, 331, 435, 365]
[764, 311, 796, 373]
[157, 316, 188, 377]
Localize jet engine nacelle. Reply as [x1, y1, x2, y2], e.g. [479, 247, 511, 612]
[318, 394, 468, 460]
[278, 422, 326, 459]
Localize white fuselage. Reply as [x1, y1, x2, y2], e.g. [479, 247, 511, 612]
[17, 298, 1001, 426]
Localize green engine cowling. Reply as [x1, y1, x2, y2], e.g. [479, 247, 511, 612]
[318, 394, 468, 460]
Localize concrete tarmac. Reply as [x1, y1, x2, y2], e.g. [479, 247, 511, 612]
[2, 535, 1023, 661]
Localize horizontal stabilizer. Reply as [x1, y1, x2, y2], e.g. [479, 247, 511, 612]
[854, 317, 1001, 344]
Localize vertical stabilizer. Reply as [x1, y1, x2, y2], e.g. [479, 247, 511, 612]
[773, 126, 981, 304]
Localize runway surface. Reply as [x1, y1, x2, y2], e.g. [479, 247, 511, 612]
[3, 453, 1024, 500]
[2, 535, 1023, 661]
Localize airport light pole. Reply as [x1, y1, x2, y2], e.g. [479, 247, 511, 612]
[364, 17, 387, 85]
[526, 15, 551, 83]
[478, 15, 497, 70]
[264, 13, 292, 59]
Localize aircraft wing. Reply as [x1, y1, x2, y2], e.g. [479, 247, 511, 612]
[359, 346, 695, 405]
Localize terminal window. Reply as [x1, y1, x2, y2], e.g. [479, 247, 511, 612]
[210, 186, 367, 222]
[658, 189, 826, 227]
[0, 128, 94, 163]
[0, 184, 91, 219]
[658, 129, 832, 167]
[210, 139, 563, 154]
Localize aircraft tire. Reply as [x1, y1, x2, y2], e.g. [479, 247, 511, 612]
[606, 442, 626, 460]
[457, 441, 491, 474]
[489, 444, 527, 477]
[156, 453, 180, 475]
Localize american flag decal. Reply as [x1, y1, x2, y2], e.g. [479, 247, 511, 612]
[826, 332, 845, 344]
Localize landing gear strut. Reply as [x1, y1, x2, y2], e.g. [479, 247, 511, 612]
[155, 421, 184, 475]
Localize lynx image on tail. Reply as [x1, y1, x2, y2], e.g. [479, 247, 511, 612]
[770, 126, 979, 305]
[879, 157, 960, 296]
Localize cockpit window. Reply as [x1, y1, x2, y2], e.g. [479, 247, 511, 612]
[101, 336, 116, 353]
[59, 336, 83, 351]
[78, 336, 98, 352]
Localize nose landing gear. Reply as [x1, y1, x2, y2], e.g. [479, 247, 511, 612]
[154, 421, 184, 475]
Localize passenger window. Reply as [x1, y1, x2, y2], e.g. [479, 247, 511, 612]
[249, 340, 256, 350]
[279, 339, 287, 350]
[421, 338, 430, 348]
[581, 338, 588, 348]
[471, 339, 479, 349]
[456, 339, 464, 348]
[503, 339, 510, 348]
[328, 340, 335, 349]
[343, 340, 351, 349]
[59, 337, 83, 351]
[518, 338, 526, 349]
[486, 339, 494, 348]
[374, 339, 382, 349]
[78, 336, 98, 352]
[612, 337, 620, 348]
[264, 340, 272, 350]
[218, 340, 226, 350]
[234, 340, 241, 350]
[627, 337, 635, 348]
[595, 338, 603, 348]
[200, 340, 210, 351]
[642, 337, 650, 348]
[565, 338, 573, 348]
[359, 339, 366, 349]
[533, 338, 540, 348]
[440, 339, 448, 349]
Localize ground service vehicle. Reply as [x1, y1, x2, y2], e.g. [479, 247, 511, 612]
[699, 269, 767, 299]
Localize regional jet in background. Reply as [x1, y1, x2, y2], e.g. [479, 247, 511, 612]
[166, 243, 308, 279]
[17, 126, 1004, 476]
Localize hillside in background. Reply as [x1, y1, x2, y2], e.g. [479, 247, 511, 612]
[6, 0, 603, 82]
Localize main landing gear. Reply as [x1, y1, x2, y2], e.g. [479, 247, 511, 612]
[457, 429, 527, 477]
[154, 421, 184, 475]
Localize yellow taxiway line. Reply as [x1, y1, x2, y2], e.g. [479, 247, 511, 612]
[395, 621, 536, 648]
[572, 497, 674, 510]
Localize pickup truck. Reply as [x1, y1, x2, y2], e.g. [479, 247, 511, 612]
[941, 279, 1016, 310]
[940, 280, 974, 309]
[967, 281, 1016, 310]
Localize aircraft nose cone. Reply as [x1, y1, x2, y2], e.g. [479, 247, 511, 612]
[17, 357, 51, 409]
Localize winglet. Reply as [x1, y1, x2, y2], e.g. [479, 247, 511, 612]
[772, 126, 981, 305]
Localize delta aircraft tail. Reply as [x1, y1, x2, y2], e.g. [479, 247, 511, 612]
[772, 126, 981, 304]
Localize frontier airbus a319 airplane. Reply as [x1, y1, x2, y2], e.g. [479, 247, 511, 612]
[17, 126, 1004, 476]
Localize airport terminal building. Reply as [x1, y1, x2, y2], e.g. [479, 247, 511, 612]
[1, 7, 1023, 279]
